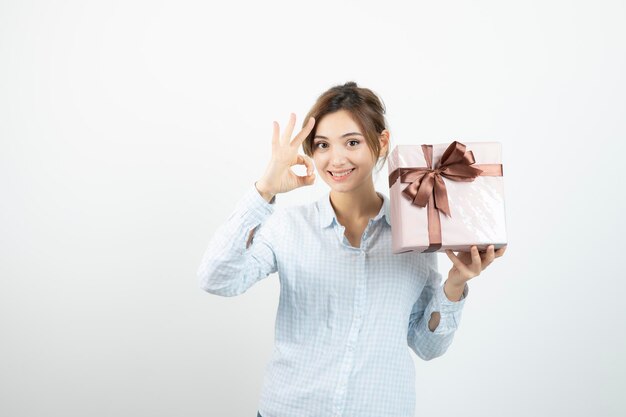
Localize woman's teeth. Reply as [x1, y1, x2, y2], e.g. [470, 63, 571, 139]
[330, 168, 355, 177]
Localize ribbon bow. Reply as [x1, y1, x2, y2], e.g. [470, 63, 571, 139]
[399, 141, 483, 217]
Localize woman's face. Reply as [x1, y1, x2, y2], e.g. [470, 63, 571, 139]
[311, 109, 381, 193]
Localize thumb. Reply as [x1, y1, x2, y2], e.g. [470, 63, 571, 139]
[298, 172, 316, 186]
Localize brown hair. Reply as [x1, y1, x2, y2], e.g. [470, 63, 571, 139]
[301, 81, 389, 173]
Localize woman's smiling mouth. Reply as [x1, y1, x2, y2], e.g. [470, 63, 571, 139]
[328, 168, 355, 181]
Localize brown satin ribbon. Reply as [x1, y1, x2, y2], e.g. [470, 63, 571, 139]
[388, 141, 503, 252]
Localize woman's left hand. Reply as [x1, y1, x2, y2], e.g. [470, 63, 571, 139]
[445, 244, 507, 286]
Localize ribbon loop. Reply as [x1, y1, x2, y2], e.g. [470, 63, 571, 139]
[399, 140, 483, 217]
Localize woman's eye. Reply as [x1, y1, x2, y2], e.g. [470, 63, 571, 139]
[314, 140, 359, 149]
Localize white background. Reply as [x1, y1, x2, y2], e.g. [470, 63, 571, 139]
[1, 1, 624, 416]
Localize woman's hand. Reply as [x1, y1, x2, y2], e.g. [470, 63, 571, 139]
[255, 113, 316, 198]
[445, 244, 507, 287]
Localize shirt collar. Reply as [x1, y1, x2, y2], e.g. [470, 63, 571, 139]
[317, 191, 392, 229]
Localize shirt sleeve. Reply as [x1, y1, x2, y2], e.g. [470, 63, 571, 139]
[407, 253, 469, 361]
[197, 183, 279, 297]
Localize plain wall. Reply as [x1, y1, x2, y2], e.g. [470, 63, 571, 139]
[1, 0, 624, 416]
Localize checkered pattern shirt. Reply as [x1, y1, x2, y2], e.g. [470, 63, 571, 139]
[197, 184, 469, 417]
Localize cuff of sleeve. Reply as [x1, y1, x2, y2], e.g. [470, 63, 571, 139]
[232, 184, 276, 226]
[424, 283, 468, 334]
[436, 282, 469, 313]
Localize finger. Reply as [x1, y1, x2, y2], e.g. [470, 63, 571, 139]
[297, 170, 316, 186]
[495, 244, 507, 257]
[302, 154, 315, 175]
[281, 113, 296, 145]
[294, 154, 315, 176]
[470, 246, 482, 274]
[445, 249, 474, 277]
[291, 116, 316, 148]
[293, 157, 316, 186]
[482, 245, 496, 269]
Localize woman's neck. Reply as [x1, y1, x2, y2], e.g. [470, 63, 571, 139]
[329, 181, 383, 224]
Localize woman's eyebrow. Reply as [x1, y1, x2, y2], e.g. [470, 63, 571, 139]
[313, 132, 363, 140]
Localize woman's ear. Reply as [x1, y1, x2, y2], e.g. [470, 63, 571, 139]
[378, 130, 390, 156]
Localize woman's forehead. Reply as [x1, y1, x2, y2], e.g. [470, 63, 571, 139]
[314, 111, 363, 139]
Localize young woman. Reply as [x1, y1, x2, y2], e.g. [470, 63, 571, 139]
[198, 82, 506, 417]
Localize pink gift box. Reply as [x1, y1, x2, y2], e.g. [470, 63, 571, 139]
[387, 141, 508, 254]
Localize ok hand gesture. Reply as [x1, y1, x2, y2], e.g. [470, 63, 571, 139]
[256, 113, 316, 198]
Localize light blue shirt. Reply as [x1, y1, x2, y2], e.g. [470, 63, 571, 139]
[197, 184, 469, 417]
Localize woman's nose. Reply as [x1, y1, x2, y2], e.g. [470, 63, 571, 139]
[330, 148, 348, 165]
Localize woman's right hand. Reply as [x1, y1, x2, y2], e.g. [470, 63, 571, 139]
[255, 113, 316, 200]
